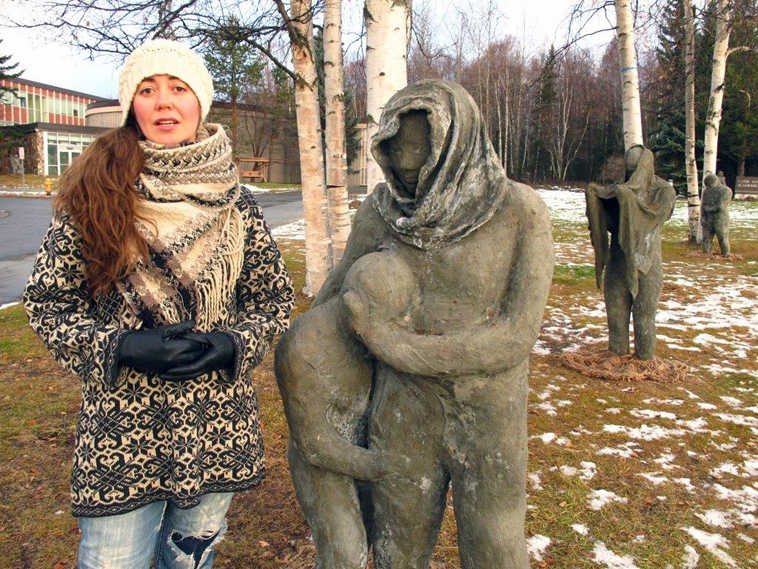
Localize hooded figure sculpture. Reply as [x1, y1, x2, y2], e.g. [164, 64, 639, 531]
[278, 79, 553, 569]
[586, 145, 675, 360]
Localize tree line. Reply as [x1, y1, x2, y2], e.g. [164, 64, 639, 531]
[4, 0, 756, 284]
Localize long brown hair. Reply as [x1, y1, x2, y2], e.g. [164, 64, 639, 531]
[55, 115, 149, 296]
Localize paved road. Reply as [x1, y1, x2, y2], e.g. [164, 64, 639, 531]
[0, 190, 303, 305]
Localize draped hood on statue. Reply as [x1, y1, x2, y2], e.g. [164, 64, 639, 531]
[370, 79, 509, 250]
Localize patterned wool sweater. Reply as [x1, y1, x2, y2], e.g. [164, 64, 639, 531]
[23, 185, 294, 517]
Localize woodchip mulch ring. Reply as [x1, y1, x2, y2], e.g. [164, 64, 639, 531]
[560, 348, 689, 383]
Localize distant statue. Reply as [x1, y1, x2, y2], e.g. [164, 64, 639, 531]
[586, 145, 675, 360]
[700, 173, 731, 256]
[276, 79, 553, 569]
[9, 155, 22, 175]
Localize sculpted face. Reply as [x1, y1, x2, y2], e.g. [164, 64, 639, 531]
[385, 110, 431, 196]
[624, 145, 644, 178]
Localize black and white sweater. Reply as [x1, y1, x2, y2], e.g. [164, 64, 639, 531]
[24, 187, 294, 517]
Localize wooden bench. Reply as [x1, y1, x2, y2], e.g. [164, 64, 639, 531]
[235, 156, 270, 183]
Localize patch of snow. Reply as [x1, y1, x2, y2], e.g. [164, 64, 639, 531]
[638, 472, 668, 485]
[674, 478, 697, 493]
[710, 462, 739, 478]
[603, 424, 687, 440]
[681, 545, 699, 569]
[571, 523, 589, 536]
[605, 408, 622, 414]
[719, 396, 743, 408]
[271, 219, 305, 240]
[560, 465, 577, 477]
[597, 442, 641, 458]
[535, 401, 557, 416]
[630, 409, 677, 420]
[680, 526, 737, 568]
[588, 489, 628, 511]
[528, 472, 543, 491]
[592, 541, 640, 569]
[642, 398, 685, 407]
[654, 453, 680, 471]
[738, 533, 755, 544]
[697, 402, 718, 410]
[714, 413, 758, 428]
[580, 461, 597, 481]
[695, 509, 733, 528]
[526, 534, 551, 562]
[0, 302, 20, 311]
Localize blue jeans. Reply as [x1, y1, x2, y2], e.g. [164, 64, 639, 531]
[77, 492, 234, 569]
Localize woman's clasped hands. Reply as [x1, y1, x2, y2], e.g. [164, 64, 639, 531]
[117, 319, 235, 381]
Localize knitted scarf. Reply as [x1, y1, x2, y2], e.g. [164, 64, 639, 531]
[117, 124, 245, 330]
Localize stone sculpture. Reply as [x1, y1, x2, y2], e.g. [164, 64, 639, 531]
[586, 145, 676, 360]
[701, 173, 731, 256]
[276, 79, 553, 569]
[274, 251, 416, 568]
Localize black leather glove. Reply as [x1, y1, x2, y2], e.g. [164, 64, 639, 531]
[160, 331, 236, 381]
[117, 320, 207, 375]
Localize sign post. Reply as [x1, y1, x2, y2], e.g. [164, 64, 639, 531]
[18, 146, 25, 187]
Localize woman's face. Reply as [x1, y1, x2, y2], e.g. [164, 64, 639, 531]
[132, 74, 201, 146]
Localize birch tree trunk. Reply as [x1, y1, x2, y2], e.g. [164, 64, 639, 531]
[683, 0, 700, 242]
[281, 0, 330, 295]
[614, 0, 644, 150]
[324, 0, 351, 264]
[365, 0, 411, 192]
[702, 0, 732, 179]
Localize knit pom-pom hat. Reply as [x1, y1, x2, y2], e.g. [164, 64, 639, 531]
[118, 39, 214, 126]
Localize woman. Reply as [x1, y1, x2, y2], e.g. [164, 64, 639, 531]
[23, 39, 294, 569]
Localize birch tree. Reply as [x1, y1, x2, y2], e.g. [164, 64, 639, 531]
[683, 0, 700, 241]
[323, 0, 351, 264]
[277, 0, 331, 295]
[615, 0, 644, 149]
[702, 0, 732, 179]
[365, 0, 411, 192]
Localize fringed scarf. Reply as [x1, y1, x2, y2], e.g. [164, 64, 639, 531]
[117, 124, 246, 331]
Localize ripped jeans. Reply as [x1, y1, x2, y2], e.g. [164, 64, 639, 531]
[77, 492, 233, 569]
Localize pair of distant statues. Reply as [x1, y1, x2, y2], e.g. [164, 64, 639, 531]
[274, 78, 718, 568]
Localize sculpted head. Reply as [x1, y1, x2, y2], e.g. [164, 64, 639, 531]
[704, 173, 719, 188]
[382, 110, 431, 198]
[342, 251, 418, 319]
[624, 145, 645, 178]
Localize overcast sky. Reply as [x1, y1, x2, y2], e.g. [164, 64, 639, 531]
[1, 0, 615, 100]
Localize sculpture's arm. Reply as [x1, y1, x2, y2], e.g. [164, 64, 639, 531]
[616, 182, 675, 224]
[721, 186, 732, 208]
[313, 197, 387, 307]
[345, 194, 554, 378]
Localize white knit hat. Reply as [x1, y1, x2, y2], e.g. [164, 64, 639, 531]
[118, 39, 214, 126]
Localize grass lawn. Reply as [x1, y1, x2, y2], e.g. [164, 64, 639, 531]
[0, 190, 755, 568]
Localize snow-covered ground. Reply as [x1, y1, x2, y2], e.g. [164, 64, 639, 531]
[529, 187, 757, 569]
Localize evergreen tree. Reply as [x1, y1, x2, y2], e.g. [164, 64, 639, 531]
[0, 39, 23, 99]
[203, 20, 265, 151]
[648, 0, 687, 190]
